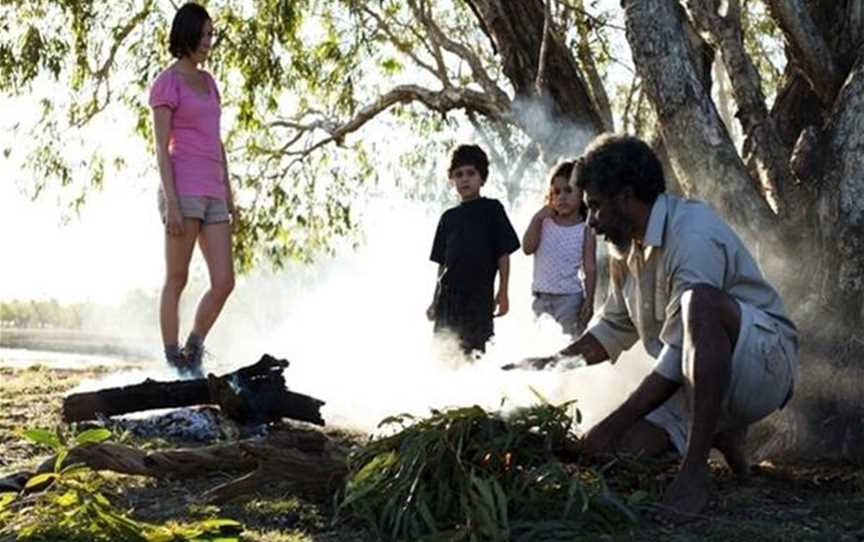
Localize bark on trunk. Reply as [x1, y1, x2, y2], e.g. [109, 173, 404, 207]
[622, 0, 776, 238]
[466, 0, 604, 161]
[685, 0, 794, 216]
[765, 0, 841, 105]
[817, 52, 864, 319]
[622, 0, 864, 461]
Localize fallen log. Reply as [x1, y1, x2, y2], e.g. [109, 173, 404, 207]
[2, 427, 348, 503]
[63, 354, 325, 426]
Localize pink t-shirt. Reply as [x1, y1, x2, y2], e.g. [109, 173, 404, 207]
[149, 66, 226, 198]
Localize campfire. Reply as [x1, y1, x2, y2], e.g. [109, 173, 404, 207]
[62, 354, 325, 427]
[2, 354, 346, 504]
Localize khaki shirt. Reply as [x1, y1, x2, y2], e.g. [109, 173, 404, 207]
[588, 194, 797, 382]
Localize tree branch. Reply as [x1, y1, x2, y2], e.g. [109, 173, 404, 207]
[572, 0, 614, 131]
[358, 5, 444, 82]
[71, 0, 154, 128]
[409, 0, 510, 110]
[535, 0, 553, 94]
[623, 0, 776, 235]
[265, 84, 510, 162]
[764, 0, 841, 106]
[685, 0, 793, 215]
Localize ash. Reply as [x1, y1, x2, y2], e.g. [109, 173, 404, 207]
[105, 407, 269, 443]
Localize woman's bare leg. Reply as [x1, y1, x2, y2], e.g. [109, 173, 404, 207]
[160, 219, 200, 350]
[190, 221, 234, 343]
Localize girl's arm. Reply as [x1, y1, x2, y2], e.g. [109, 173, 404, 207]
[153, 106, 183, 236]
[522, 206, 554, 254]
[580, 226, 598, 322]
[495, 254, 511, 316]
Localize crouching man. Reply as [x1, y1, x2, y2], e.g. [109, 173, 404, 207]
[513, 134, 797, 518]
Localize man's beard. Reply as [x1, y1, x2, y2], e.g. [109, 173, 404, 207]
[604, 217, 634, 259]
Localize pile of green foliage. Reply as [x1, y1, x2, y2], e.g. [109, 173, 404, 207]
[337, 403, 650, 541]
[0, 427, 242, 542]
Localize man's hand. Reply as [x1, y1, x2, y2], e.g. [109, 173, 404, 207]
[494, 290, 509, 317]
[426, 303, 436, 321]
[501, 355, 557, 371]
[504, 333, 608, 371]
[581, 418, 618, 456]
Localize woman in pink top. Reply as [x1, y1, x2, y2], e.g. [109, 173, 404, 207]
[149, 2, 234, 375]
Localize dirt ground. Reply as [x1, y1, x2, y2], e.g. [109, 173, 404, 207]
[1, 365, 863, 541]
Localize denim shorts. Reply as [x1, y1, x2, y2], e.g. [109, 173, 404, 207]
[158, 192, 230, 225]
[532, 291, 585, 337]
[645, 300, 797, 455]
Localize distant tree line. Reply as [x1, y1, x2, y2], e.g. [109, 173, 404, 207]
[0, 290, 160, 330]
[0, 299, 83, 329]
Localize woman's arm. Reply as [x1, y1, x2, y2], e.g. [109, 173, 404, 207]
[153, 106, 183, 236]
[221, 143, 234, 214]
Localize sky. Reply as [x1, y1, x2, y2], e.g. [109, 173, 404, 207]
[0, 169, 163, 305]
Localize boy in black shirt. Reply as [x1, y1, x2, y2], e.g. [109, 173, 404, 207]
[427, 144, 521, 356]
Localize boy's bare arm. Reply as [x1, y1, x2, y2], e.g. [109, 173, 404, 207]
[427, 264, 445, 321]
[495, 254, 510, 317]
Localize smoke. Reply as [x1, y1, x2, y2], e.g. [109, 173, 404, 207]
[165, 194, 648, 434]
[63, 103, 649, 436]
[509, 95, 596, 167]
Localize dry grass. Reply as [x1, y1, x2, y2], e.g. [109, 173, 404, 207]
[2, 365, 864, 541]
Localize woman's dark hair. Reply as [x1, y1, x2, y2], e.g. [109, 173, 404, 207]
[169, 3, 211, 59]
[574, 134, 665, 204]
[547, 160, 587, 219]
[449, 144, 489, 181]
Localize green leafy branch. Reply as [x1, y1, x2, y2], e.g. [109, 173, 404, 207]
[0, 427, 242, 542]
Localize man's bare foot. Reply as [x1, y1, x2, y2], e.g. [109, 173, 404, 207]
[713, 427, 750, 479]
[658, 464, 712, 522]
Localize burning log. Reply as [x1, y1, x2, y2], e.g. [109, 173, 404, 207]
[62, 354, 325, 426]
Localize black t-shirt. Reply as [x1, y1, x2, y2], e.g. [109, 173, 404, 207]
[430, 197, 521, 295]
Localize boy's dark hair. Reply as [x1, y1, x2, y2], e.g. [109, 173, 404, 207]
[169, 3, 211, 59]
[548, 160, 587, 219]
[574, 134, 665, 204]
[448, 144, 489, 181]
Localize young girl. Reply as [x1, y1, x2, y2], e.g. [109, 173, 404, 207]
[522, 160, 596, 337]
[149, 2, 234, 375]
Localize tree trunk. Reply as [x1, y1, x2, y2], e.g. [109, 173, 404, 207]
[622, 0, 776, 239]
[624, 0, 864, 460]
[466, 0, 604, 162]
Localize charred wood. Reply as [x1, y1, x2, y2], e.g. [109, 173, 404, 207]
[62, 354, 325, 426]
